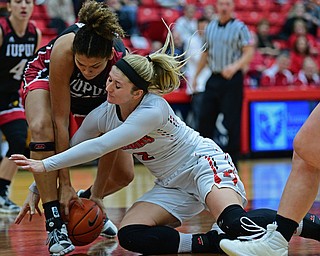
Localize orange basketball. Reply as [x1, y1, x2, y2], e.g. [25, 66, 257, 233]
[66, 198, 104, 246]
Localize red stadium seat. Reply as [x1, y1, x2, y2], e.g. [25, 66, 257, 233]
[137, 7, 161, 25]
[140, 20, 167, 42]
[256, 0, 272, 12]
[137, 7, 167, 42]
[268, 11, 285, 27]
[185, 0, 197, 5]
[197, 0, 217, 6]
[31, 4, 50, 20]
[234, 0, 254, 11]
[244, 11, 263, 26]
[139, 0, 160, 8]
[160, 8, 181, 27]
[39, 35, 55, 48]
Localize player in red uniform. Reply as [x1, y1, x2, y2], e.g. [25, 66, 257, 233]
[17, 1, 134, 255]
[0, 0, 41, 214]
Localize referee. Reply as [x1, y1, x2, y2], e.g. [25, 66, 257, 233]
[192, 0, 254, 167]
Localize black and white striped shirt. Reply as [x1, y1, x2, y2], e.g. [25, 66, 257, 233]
[204, 18, 252, 73]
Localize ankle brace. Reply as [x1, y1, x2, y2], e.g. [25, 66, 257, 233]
[301, 213, 320, 242]
[43, 200, 63, 231]
[192, 230, 227, 253]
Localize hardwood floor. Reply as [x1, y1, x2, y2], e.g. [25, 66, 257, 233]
[1, 158, 320, 255]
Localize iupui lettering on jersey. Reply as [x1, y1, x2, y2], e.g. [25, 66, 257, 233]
[122, 135, 155, 150]
[70, 79, 106, 97]
[0, 17, 38, 93]
[6, 43, 35, 57]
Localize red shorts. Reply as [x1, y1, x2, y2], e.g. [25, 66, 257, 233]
[22, 78, 85, 138]
[69, 114, 85, 138]
[21, 79, 49, 106]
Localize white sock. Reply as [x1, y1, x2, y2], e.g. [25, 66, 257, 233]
[293, 220, 303, 236]
[178, 233, 193, 253]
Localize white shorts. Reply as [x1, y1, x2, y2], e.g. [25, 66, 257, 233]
[137, 143, 247, 224]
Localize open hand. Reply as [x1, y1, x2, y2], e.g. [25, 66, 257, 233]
[15, 190, 41, 224]
[9, 154, 46, 173]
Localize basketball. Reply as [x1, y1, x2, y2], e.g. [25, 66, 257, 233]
[65, 198, 104, 246]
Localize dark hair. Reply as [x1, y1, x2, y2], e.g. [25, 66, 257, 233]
[72, 0, 125, 58]
[198, 16, 210, 23]
[293, 35, 310, 55]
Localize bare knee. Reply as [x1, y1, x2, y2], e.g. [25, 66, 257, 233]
[28, 117, 54, 141]
[293, 133, 314, 167]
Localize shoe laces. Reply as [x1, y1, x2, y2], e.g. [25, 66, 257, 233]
[46, 227, 68, 245]
[237, 217, 267, 240]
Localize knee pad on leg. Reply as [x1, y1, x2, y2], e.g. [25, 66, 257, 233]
[217, 204, 248, 239]
[6, 133, 28, 156]
[118, 224, 179, 254]
[29, 142, 55, 152]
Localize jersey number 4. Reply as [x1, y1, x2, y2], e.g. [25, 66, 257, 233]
[10, 59, 28, 81]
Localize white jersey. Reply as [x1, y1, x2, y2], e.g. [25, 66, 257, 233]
[43, 93, 223, 180]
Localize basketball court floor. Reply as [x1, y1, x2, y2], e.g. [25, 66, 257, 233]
[1, 158, 320, 255]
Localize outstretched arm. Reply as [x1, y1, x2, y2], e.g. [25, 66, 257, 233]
[10, 154, 46, 173]
[11, 103, 164, 173]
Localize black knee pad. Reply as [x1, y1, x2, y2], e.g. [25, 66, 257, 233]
[118, 224, 179, 255]
[6, 131, 28, 156]
[29, 142, 55, 152]
[246, 208, 277, 228]
[218, 206, 279, 239]
[217, 204, 248, 239]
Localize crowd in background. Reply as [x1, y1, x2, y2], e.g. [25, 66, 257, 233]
[0, 0, 318, 88]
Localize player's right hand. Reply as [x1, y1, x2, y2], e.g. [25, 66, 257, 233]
[15, 190, 41, 224]
[89, 196, 106, 215]
[58, 184, 83, 220]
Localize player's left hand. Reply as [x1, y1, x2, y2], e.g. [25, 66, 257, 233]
[14, 190, 41, 224]
[9, 154, 46, 173]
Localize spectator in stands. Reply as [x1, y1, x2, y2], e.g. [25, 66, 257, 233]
[105, 0, 139, 37]
[185, 17, 211, 130]
[287, 18, 318, 52]
[303, 0, 320, 36]
[171, 29, 185, 57]
[244, 32, 271, 88]
[173, 4, 198, 45]
[255, 18, 279, 57]
[44, 0, 76, 35]
[289, 34, 314, 75]
[293, 56, 320, 86]
[121, 0, 139, 35]
[202, 5, 216, 21]
[277, 2, 318, 40]
[150, 40, 163, 53]
[260, 51, 294, 87]
[155, 0, 183, 9]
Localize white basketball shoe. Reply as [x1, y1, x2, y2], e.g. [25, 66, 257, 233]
[220, 222, 288, 256]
